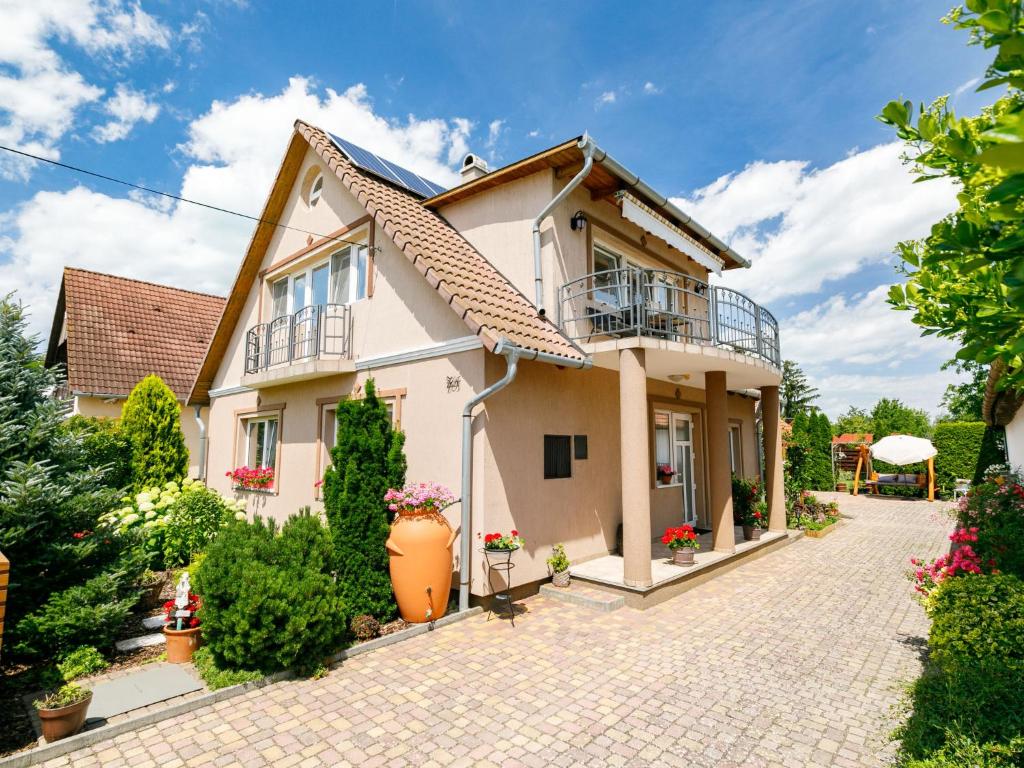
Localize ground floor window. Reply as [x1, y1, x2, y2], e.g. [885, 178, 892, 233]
[317, 390, 404, 496]
[544, 435, 572, 479]
[654, 409, 697, 522]
[245, 416, 278, 469]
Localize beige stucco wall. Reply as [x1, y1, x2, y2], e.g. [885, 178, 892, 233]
[74, 395, 207, 480]
[1006, 408, 1024, 470]
[476, 355, 759, 593]
[205, 350, 485, 528]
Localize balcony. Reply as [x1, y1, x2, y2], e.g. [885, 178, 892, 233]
[242, 304, 354, 387]
[557, 268, 780, 368]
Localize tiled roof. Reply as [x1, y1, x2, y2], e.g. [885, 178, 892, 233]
[832, 433, 873, 444]
[56, 268, 225, 399]
[296, 121, 585, 361]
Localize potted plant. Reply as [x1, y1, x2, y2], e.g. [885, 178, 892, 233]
[835, 470, 852, 493]
[547, 543, 571, 587]
[483, 530, 524, 552]
[742, 500, 767, 541]
[137, 568, 167, 610]
[662, 525, 700, 566]
[657, 464, 675, 485]
[163, 573, 202, 663]
[34, 684, 92, 742]
[226, 465, 275, 491]
[384, 482, 457, 623]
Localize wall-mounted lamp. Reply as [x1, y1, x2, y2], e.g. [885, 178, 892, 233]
[570, 210, 588, 231]
[667, 374, 691, 383]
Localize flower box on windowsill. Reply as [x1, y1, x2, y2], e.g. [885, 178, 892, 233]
[231, 484, 276, 495]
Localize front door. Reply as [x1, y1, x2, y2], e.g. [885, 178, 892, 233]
[673, 414, 697, 524]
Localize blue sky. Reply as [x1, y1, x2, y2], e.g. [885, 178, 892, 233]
[0, 1, 994, 415]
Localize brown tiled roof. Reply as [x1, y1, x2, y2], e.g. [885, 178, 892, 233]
[51, 267, 225, 399]
[296, 121, 584, 361]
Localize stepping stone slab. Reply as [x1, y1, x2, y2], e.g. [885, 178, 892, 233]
[141, 615, 165, 630]
[115, 632, 165, 652]
[88, 664, 202, 720]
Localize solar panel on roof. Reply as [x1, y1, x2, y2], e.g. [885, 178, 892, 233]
[327, 133, 447, 198]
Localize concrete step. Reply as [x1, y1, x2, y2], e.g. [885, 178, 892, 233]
[539, 582, 625, 612]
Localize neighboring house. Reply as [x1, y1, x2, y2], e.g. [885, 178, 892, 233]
[984, 361, 1024, 470]
[190, 121, 785, 605]
[45, 267, 226, 478]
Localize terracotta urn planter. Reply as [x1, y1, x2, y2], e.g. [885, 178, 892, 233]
[672, 548, 695, 566]
[37, 691, 92, 742]
[551, 569, 571, 588]
[386, 509, 456, 623]
[163, 625, 202, 663]
[742, 525, 763, 541]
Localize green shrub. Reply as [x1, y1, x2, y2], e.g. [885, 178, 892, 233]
[323, 379, 406, 620]
[194, 510, 346, 674]
[57, 646, 109, 681]
[928, 574, 1024, 672]
[896, 661, 1024, 767]
[163, 485, 236, 567]
[11, 574, 139, 660]
[731, 475, 761, 525]
[61, 416, 133, 491]
[120, 374, 188, 490]
[191, 647, 262, 691]
[958, 478, 1024, 578]
[933, 422, 1005, 497]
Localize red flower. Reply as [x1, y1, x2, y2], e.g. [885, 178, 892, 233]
[511, 530, 519, 537]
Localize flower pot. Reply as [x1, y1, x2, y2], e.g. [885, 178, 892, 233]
[163, 625, 202, 663]
[658, 475, 673, 485]
[835, 483, 848, 492]
[386, 509, 455, 623]
[37, 692, 92, 742]
[742, 526, 763, 541]
[672, 548, 695, 566]
[551, 569, 571, 588]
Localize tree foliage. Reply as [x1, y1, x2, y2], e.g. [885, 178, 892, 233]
[0, 297, 135, 638]
[871, 398, 932, 438]
[780, 360, 819, 419]
[938, 360, 989, 421]
[790, 410, 833, 491]
[120, 374, 188, 490]
[833, 406, 874, 437]
[322, 379, 406, 621]
[881, 1, 1024, 393]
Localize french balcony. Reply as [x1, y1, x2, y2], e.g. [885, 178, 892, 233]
[558, 268, 781, 384]
[241, 303, 354, 388]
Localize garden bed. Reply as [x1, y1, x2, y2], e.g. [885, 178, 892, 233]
[803, 520, 840, 539]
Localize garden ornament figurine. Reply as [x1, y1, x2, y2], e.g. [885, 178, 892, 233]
[173, 572, 191, 631]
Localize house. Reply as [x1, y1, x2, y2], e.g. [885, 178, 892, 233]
[984, 361, 1024, 470]
[45, 267, 225, 478]
[189, 121, 786, 607]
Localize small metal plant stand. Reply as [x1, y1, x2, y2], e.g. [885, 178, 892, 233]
[482, 547, 518, 627]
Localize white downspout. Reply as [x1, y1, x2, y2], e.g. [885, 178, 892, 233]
[532, 134, 597, 315]
[193, 405, 207, 482]
[457, 340, 593, 612]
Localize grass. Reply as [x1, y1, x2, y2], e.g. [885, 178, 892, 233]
[191, 647, 263, 691]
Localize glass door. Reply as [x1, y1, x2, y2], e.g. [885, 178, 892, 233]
[673, 414, 697, 524]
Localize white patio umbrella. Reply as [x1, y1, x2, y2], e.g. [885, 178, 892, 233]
[869, 435, 937, 466]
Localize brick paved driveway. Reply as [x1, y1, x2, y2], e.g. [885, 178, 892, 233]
[50, 494, 952, 768]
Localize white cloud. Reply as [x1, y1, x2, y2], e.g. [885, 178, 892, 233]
[780, 284, 958, 367]
[91, 84, 160, 143]
[809, 369, 962, 418]
[596, 90, 617, 106]
[954, 76, 980, 97]
[679, 142, 957, 303]
[0, 0, 171, 178]
[486, 119, 504, 148]
[0, 77, 475, 336]
[643, 81, 662, 95]
[527, 129, 540, 138]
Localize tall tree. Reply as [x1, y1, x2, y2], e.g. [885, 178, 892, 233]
[881, 2, 1024, 391]
[833, 406, 874, 436]
[0, 297, 126, 630]
[323, 379, 406, 621]
[780, 360, 819, 419]
[120, 374, 188, 489]
[870, 398, 932, 438]
[937, 360, 988, 422]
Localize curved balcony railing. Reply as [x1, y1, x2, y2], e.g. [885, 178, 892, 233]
[557, 268, 780, 367]
[245, 303, 352, 374]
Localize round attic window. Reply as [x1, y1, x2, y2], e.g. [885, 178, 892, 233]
[308, 173, 324, 207]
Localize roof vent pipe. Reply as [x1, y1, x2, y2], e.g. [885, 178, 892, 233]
[532, 134, 596, 316]
[460, 153, 490, 182]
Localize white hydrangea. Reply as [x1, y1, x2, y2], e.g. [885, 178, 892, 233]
[121, 513, 140, 527]
[138, 501, 155, 513]
[145, 509, 157, 520]
[135, 492, 153, 505]
[234, 511, 247, 521]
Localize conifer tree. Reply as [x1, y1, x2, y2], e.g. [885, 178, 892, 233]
[323, 379, 406, 621]
[120, 374, 188, 489]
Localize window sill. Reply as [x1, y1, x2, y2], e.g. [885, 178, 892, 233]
[232, 486, 278, 496]
[656, 482, 682, 489]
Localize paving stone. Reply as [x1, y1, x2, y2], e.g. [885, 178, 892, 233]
[88, 664, 203, 720]
[114, 632, 165, 652]
[55, 493, 951, 767]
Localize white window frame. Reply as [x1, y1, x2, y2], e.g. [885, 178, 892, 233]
[654, 410, 693, 489]
[728, 424, 743, 474]
[268, 243, 369, 319]
[243, 415, 279, 470]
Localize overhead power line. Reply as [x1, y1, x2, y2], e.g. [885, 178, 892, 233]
[0, 143, 376, 251]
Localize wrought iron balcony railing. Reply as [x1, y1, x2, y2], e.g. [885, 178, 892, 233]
[244, 303, 352, 374]
[557, 268, 780, 367]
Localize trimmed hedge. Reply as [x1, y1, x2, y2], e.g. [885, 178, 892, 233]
[932, 422, 1004, 497]
[929, 574, 1024, 671]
